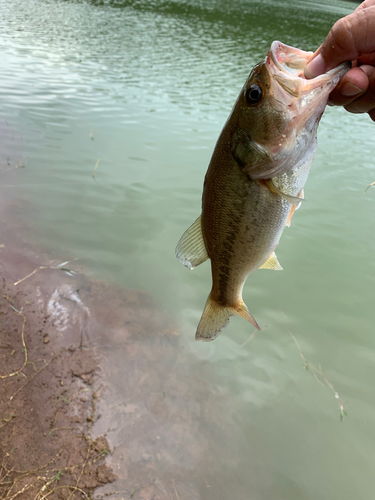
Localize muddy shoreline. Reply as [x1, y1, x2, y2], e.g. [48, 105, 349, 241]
[0, 199, 117, 499]
[0, 159, 253, 500]
[0, 194, 185, 500]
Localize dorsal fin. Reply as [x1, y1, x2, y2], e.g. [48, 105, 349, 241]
[175, 215, 209, 270]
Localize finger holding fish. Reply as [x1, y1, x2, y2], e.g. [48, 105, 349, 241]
[304, 1, 375, 119]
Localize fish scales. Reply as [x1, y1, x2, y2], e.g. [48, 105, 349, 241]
[203, 138, 289, 306]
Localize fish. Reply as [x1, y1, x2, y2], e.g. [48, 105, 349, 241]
[176, 41, 349, 342]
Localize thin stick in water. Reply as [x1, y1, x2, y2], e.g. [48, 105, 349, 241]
[92, 158, 100, 180]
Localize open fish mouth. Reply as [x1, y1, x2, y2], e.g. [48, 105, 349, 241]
[268, 41, 350, 105]
[269, 41, 314, 78]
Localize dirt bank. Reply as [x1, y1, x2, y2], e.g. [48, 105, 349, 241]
[0, 155, 262, 500]
[0, 193, 183, 500]
[0, 199, 117, 499]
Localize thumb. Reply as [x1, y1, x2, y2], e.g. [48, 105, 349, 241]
[305, 6, 375, 79]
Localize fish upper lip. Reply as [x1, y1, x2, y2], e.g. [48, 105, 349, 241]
[269, 41, 313, 77]
[269, 40, 350, 95]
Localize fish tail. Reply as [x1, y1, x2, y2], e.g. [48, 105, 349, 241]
[195, 294, 233, 342]
[195, 295, 260, 342]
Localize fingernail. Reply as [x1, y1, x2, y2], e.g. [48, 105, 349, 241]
[304, 54, 326, 79]
[359, 64, 374, 76]
[341, 82, 363, 96]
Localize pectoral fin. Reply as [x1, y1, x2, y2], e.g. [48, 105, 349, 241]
[286, 189, 304, 227]
[175, 215, 209, 270]
[259, 252, 283, 270]
[231, 129, 271, 176]
[265, 179, 305, 206]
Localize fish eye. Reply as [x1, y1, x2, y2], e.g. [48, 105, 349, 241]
[245, 84, 263, 105]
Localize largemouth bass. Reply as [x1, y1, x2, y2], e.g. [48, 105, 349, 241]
[176, 41, 349, 342]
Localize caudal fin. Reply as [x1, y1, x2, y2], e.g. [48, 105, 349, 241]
[195, 294, 260, 342]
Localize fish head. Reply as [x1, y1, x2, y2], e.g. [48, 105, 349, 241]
[230, 41, 350, 179]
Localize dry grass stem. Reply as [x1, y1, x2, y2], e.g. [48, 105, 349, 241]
[288, 330, 347, 420]
[1, 157, 29, 174]
[240, 329, 258, 347]
[364, 181, 375, 193]
[13, 266, 48, 286]
[66, 391, 97, 500]
[9, 353, 59, 403]
[202, 476, 211, 489]
[0, 301, 27, 379]
[14, 260, 77, 286]
[38, 484, 89, 500]
[172, 480, 180, 500]
[1, 389, 108, 500]
[92, 158, 100, 180]
[0, 414, 15, 430]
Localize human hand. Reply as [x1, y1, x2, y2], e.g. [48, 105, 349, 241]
[304, 0, 375, 121]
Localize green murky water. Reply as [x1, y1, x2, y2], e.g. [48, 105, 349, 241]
[1, 0, 375, 498]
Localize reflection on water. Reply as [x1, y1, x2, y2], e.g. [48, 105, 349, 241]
[1, 0, 375, 498]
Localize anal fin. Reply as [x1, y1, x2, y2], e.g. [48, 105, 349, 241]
[259, 252, 283, 270]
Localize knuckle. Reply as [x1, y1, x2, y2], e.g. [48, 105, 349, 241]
[330, 17, 356, 53]
[344, 91, 373, 113]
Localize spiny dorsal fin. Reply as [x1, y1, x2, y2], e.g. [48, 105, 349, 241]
[175, 215, 209, 270]
[259, 252, 283, 270]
